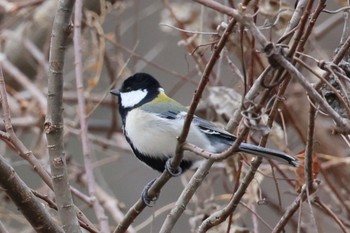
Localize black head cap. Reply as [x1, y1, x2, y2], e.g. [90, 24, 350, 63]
[120, 73, 161, 93]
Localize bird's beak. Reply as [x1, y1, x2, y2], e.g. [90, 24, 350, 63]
[110, 89, 120, 96]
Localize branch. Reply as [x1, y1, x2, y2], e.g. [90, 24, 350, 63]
[172, 18, 237, 170]
[45, 0, 81, 232]
[73, 0, 109, 232]
[271, 181, 319, 233]
[0, 154, 64, 233]
[313, 197, 348, 233]
[113, 172, 172, 233]
[0, 55, 47, 113]
[159, 160, 214, 233]
[197, 157, 263, 233]
[32, 190, 99, 233]
[305, 105, 316, 191]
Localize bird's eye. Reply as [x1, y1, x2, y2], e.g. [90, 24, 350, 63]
[125, 87, 132, 92]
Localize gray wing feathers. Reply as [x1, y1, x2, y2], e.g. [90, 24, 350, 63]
[154, 109, 298, 167]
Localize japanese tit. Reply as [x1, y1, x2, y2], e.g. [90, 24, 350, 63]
[110, 73, 298, 175]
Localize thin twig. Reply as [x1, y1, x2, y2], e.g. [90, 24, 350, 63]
[32, 190, 99, 233]
[73, 1, 109, 232]
[173, 18, 238, 169]
[305, 105, 316, 191]
[78, 174, 137, 233]
[0, 55, 47, 113]
[159, 23, 217, 35]
[159, 160, 214, 233]
[197, 157, 263, 233]
[113, 172, 173, 233]
[279, 0, 308, 42]
[313, 197, 348, 233]
[323, 6, 350, 14]
[294, 56, 350, 118]
[275, 53, 350, 133]
[271, 182, 319, 233]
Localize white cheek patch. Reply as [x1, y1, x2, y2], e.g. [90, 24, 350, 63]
[120, 89, 147, 108]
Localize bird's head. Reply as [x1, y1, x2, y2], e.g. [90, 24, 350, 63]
[111, 73, 163, 110]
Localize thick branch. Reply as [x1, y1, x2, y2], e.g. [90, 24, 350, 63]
[45, 0, 81, 232]
[0, 154, 64, 233]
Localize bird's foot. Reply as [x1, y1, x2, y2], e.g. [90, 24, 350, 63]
[141, 178, 158, 207]
[165, 159, 182, 177]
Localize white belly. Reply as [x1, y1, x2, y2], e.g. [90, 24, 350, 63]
[124, 109, 214, 160]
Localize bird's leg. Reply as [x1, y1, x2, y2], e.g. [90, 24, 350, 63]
[141, 178, 158, 207]
[165, 159, 182, 177]
[141, 159, 182, 206]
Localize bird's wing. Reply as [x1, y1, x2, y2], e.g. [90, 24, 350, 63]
[194, 114, 299, 166]
[156, 108, 235, 140]
[192, 116, 298, 166]
[156, 109, 298, 167]
[192, 115, 236, 141]
[157, 110, 183, 119]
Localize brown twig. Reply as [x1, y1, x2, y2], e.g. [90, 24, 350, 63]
[73, 1, 109, 232]
[319, 167, 350, 216]
[294, 56, 350, 117]
[162, 0, 211, 80]
[313, 197, 348, 233]
[113, 172, 172, 233]
[0, 56, 47, 113]
[0, 154, 64, 233]
[197, 157, 263, 233]
[271, 181, 319, 233]
[305, 105, 316, 192]
[32, 190, 99, 233]
[173, 18, 238, 169]
[159, 160, 214, 233]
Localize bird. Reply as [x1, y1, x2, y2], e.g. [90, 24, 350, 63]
[110, 73, 298, 176]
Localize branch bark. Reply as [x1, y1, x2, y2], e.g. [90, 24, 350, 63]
[0, 154, 64, 233]
[45, 0, 81, 232]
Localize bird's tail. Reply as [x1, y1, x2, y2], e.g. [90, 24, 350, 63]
[239, 143, 298, 167]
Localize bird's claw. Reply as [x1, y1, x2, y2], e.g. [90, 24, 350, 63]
[141, 178, 158, 207]
[165, 159, 182, 177]
[141, 160, 182, 206]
